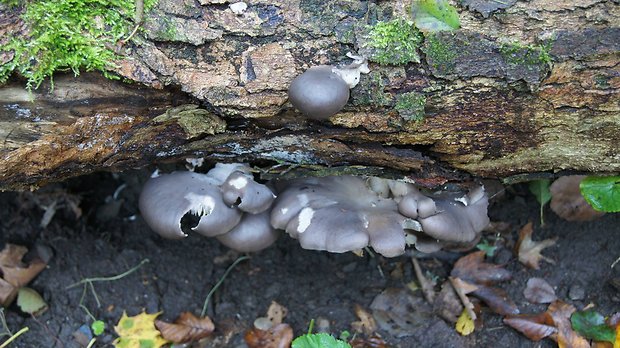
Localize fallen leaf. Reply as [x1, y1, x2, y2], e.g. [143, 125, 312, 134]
[16, 287, 47, 316]
[349, 334, 388, 348]
[351, 304, 377, 336]
[504, 313, 557, 341]
[547, 300, 591, 348]
[245, 323, 294, 348]
[455, 308, 475, 336]
[113, 311, 170, 348]
[449, 277, 478, 321]
[551, 176, 606, 221]
[433, 281, 463, 323]
[529, 179, 552, 225]
[516, 222, 557, 270]
[369, 288, 433, 338]
[451, 251, 512, 285]
[0, 244, 48, 288]
[450, 251, 518, 316]
[155, 312, 214, 343]
[0, 278, 18, 307]
[524, 278, 557, 304]
[571, 309, 616, 344]
[266, 301, 288, 326]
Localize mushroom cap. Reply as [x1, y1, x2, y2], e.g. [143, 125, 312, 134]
[216, 211, 280, 252]
[221, 171, 276, 214]
[550, 175, 605, 221]
[288, 66, 350, 120]
[139, 171, 242, 239]
[397, 186, 490, 243]
[271, 176, 406, 257]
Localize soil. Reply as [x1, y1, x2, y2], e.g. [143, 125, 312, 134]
[0, 169, 619, 348]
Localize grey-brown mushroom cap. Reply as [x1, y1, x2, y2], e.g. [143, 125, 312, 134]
[139, 171, 242, 239]
[221, 171, 276, 214]
[288, 66, 350, 120]
[417, 187, 490, 243]
[216, 211, 280, 252]
[272, 176, 407, 257]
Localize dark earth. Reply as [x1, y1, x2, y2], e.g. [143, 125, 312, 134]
[0, 167, 618, 347]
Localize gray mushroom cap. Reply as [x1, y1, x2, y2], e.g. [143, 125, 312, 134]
[288, 66, 350, 120]
[271, 176, 407, 257]
[216, 211, 280, 252]
[139, 171, 242, 239]
[221, 171, 276, 214]
[399, 186, 490, 243]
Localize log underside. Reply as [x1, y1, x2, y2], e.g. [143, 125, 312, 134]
[0, 0, 618, 191]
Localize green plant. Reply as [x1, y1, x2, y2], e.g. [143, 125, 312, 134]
[528, 179, 551, 225]
[411, 0, 460, 32]
[0, 0, 156, 89]
[366, 19, 423, 65]
[292, 320, 351, 348]
[499, 41, 552, 66]
[579, 176, 620, 212]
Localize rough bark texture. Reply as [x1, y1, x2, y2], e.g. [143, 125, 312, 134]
[0, 0, 618, 190]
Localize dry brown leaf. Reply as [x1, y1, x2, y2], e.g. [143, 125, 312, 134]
[0, 244, 49, 307]
[350, 334, 389, 348]
[155, 312, 214, 343]
[547, 300, 590, 348]
[449, 277, 478, 321]
[451, 251, 512, 285]
[351, 304, 377, 336]
[550, 176, 605, 221]
[412, 257, 435, 304]
[369, 287, 433, 338]
[244, 323, 293, 348]
[516, 222, 557, 270]
[266, 301, 288, 326]
[523, 278, 557, 304]
[433, 281, 463, 323]
[504, 313, 557, 341]
[449, 251, 517, 316]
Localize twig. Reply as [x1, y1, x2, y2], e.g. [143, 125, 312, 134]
[0, 309, 11, 337]
[66, 259, 149, 289]
[86, 338, 96, 348]
[412, 257, 435, 304]
[201, 256, 250, 317]
[0, 327, 29, 348]
[612, 255, 620, 269]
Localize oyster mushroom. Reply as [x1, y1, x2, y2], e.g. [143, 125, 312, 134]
[271, 176, 407, 257]
[138, 163, 279, 252]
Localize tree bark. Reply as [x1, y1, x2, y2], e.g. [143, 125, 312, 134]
[0, 0, 618, 190]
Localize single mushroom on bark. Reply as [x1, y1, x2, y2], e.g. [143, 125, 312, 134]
[138, 163, 279, 252]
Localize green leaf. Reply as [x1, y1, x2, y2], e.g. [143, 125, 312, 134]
[570, 309, 616, 343]
[17, 287, 48, 316]
[411, 0, 460, 32]
[292, 333, 351, 348]
[529, 179, 551, 225]
[579, 176, 620, 212]
[92, 320, 106, 336]
[476, 240, 497, 257]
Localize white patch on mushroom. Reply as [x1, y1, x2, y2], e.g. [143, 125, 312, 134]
[297, 207, 315, 233]
[280, 207, 289, 215]
[185, 192, 216, 217]
[228, 175, 249, 190]
[297, 193, 309, 206]
[229, 1, 247, 15]
[332, 52, 370, 88]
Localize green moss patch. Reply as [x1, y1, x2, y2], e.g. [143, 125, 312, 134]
[0, 0, 156, 89]
[499, 41, 552, 66]
[395, 92, 426, 122]
[422, 32, 458, 75]
[364, 19, 423, 65]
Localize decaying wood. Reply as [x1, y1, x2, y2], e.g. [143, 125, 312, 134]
[0, 0, 618, 191]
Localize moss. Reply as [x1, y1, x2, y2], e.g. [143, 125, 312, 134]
[351, 71, 392, 107]
[0, 0, 157, 89]
[153, 104, 226, 139]
[422, 33, 458, 75]
[395, 92, 426, 122]
[499, 41, 552, 66]
[366, 19, 423, 65]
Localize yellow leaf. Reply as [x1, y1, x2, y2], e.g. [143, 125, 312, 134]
[455, 308, 475, 336]
[614, 323, 620, 348]
[113, 311, 170, 348]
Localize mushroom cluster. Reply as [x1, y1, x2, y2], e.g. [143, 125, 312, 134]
[139, 163, 491, 257]
[270, 176, 490, 257]
[139, 163, 278, 252]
